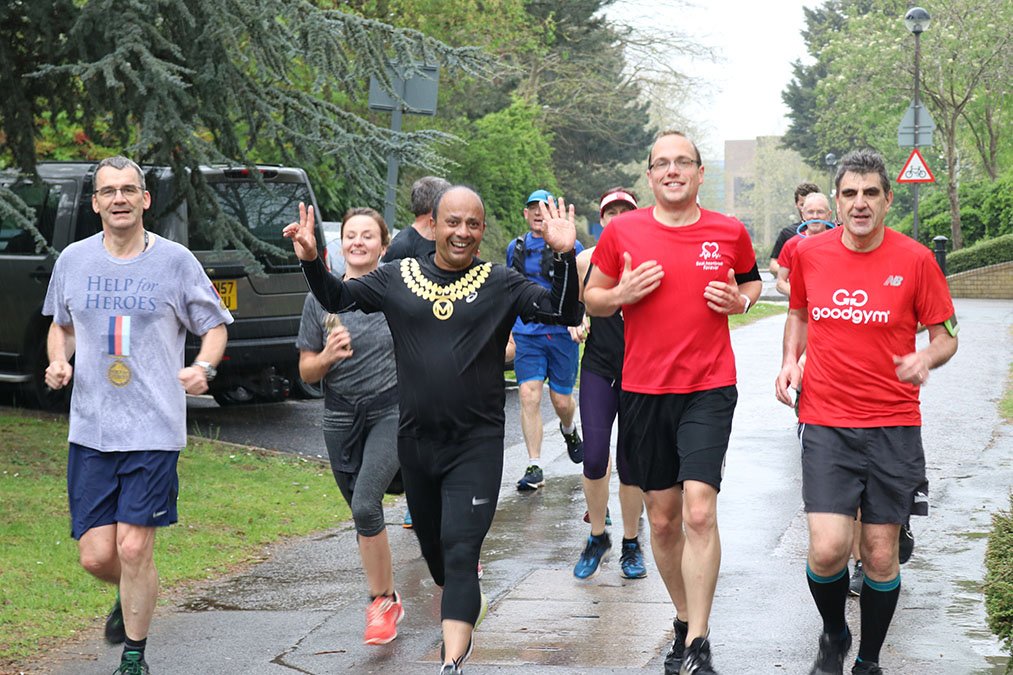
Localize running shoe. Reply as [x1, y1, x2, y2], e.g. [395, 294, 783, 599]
[664, 618, 689, 674]
[403, 509, 413, 529]
[516, 465, 544, 491]
[477, 561, 484, 579]
[573, 532, 612, 579]
[808, 626, 852, 675]
[440, 636, 474, 673]
[560, 423, 584, 463]
[476, 592, 488, 629]
[899, 519, 914, 564]
[849, 561, 864, 597]
[104, 596, 126, 645]
[679, 636, 717, 674]
[851, 662, 883, 675]
[114, 651, 149, 675]
[619, 539, 647, 579]
[364, 591, 405, 645]
[582, 508, 612, 526]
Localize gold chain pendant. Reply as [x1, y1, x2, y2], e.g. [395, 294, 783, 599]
[400, 259, 492, 321]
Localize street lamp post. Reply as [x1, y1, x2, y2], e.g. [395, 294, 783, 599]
[905, 7, 931, 242]
[824, 152, 837, 197]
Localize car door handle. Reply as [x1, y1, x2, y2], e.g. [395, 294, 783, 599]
[30, 266, 51, 281]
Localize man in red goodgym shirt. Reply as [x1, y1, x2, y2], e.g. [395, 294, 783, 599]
[775, 149, 958, 675]
[586, 130, 762, 675]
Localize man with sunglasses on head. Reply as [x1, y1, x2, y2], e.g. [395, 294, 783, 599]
[43, 155, 232, 675]
[585, 130, 762, 674]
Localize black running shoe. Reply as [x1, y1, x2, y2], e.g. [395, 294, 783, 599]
[851, 662, 883, 675]
[664, 619, 688, 674]
[516, 465, 544, 491]
[104, 597, 126, 645]
[560, 423, 583, 463]
[899, 519, 914, 564]
[114, 651, 149, 674]
[809, 626, 852, 675]
[679, 636, 717, 674]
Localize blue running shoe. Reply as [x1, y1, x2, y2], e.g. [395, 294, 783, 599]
[620, 539, 647, 579]
[403, 509, 413, 528]
[573, 532, 612, 579]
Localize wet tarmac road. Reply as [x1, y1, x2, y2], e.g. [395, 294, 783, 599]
[40, 298, 1013, 674]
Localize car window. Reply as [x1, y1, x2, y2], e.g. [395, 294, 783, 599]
[192, 180, 310, 267]
[0, 180, 61, 254]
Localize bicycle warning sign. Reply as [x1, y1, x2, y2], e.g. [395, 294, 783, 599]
[897, 149, 935, 184]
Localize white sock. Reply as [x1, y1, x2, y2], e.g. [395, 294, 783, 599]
[561, 422, 576, 434]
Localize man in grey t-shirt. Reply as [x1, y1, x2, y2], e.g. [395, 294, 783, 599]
[43, 155, 231, 674]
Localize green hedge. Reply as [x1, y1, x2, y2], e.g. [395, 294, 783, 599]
[985, 492, 1013, 671]
[945, 233, 1013, 275]
[893, 170, 1013, 247]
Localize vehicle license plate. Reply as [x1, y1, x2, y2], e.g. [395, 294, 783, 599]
[213, 280, 238, 310]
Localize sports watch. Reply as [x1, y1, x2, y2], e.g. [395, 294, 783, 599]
[192, 360, 217, 382]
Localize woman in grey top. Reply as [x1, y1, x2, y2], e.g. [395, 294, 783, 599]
[296, 207, 402, 646]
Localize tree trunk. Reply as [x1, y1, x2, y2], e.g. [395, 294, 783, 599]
[944, 119, 964, 250]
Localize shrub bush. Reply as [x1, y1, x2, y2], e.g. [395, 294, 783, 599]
[985, 492, 1013, 671]
[945, 233, 1013, 275]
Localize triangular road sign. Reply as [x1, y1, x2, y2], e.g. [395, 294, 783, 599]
[897, 148, 936, 184]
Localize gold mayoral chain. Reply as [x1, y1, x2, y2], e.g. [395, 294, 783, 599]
[400, 258, 492, 320]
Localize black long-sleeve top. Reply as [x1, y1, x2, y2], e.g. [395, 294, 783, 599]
[301, 252, 583, 442]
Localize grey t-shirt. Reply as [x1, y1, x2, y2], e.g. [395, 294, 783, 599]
[43, 233, 233, 451]
[296, 292, 397, 406]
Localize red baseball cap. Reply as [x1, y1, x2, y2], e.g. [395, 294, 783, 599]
[599, 190, 638, 216]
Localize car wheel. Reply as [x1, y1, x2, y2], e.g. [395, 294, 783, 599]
[212, 386, 256, 406]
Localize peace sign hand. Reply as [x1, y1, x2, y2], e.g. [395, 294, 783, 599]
[283, 202, 318, 261]
[538, 197, 577, 254]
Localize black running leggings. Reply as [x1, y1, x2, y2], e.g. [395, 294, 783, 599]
[398, 434, 502, 624]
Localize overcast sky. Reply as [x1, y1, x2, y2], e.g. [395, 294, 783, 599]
[609, 0, 818, 156]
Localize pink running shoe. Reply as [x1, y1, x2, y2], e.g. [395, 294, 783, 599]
[364, 591, 405, 645]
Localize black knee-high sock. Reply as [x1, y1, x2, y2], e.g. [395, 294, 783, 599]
[806, 564, 849, 635]
[123, 636, 147, 660]
[857, 574, 901, 664]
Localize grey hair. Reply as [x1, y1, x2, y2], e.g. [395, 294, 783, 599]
[410, 176, 452, 216]
[834, 149, 890, 195]
[95, 155, 146, 190]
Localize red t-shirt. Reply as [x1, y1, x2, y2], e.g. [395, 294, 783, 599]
[777, 234, 804, 270]
[790, 227, 954, 427]
[591, 207, 757, 394]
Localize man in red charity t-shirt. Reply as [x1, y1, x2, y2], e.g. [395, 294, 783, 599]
[585, 130, 763, 675]
[775, 149, 959, 675]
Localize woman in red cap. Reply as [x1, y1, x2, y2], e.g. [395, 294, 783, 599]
[572, 187, 648, 581]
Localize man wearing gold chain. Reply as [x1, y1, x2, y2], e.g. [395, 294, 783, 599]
[285, 185, 582, 675]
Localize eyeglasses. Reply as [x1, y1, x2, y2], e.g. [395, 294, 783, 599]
[649, 157, 700, 173]
[95, 185, 143, 199]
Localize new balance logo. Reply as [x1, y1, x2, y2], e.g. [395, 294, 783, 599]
[883, 275, 904, 287]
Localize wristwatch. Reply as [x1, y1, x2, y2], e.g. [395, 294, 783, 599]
[192, 360, 217, 382]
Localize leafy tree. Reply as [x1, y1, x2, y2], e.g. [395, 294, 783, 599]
[0, 0, 488, 257]
[446, 97, 558, 239]
[783, 0, 1012, 249]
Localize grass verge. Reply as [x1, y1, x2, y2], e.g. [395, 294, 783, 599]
[985, 355, 1013, 671]
[0, 410, 348, 668]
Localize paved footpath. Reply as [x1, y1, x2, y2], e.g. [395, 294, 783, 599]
[44, 299, 1011, 674]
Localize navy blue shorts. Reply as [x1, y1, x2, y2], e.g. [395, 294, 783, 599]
[67, 443, 180, 540]
[513, 333, 579, 394]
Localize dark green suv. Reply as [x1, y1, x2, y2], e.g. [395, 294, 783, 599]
[0, 161, 325, 409]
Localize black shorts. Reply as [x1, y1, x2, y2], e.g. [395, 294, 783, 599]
[619, 386, 737, 492]
[798, 424, 928, 523]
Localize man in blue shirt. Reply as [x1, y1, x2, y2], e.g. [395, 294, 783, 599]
[506, 189, 585, 490]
